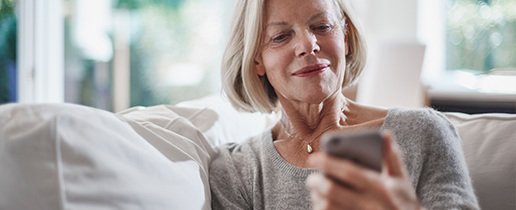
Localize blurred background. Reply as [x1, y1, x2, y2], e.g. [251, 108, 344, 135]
[0, 0, 515, 113]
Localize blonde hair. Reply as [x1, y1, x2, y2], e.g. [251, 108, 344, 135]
[221, 0, 367, 113]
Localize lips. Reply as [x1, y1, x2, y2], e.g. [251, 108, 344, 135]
[291, 64, 330, 77]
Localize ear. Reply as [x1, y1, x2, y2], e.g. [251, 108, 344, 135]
[255, 56, 266, 76]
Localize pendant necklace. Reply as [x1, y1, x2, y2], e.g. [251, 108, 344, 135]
[283, 123, 336, 153]
[282, 103, 346, 153]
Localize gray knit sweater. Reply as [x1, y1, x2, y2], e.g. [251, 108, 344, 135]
[209, 108, 479, 209]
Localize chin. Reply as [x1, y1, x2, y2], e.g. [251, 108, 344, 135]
[297, 89, 335, 104]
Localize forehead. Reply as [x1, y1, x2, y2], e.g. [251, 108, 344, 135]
[264, 0, 338, 23]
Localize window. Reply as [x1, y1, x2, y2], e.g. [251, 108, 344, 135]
[64, 0, 235, 111]
[446, 0, 516, 72]
[3, 0, 235, 109]
[419, 0, 516, 97]
[0, 0, 17, 104]
[418, 0, 516, 113]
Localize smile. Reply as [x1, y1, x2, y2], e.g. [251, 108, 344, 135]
[291, 64, 329, 77]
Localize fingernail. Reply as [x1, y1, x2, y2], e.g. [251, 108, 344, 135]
[305, 174, 320, 188]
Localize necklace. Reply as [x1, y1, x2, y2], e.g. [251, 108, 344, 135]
[283, 123, 336, 154]
[281, 102, 347, 154]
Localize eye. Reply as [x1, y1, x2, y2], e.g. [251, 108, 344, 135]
[272, 34, 289, 42]
[314, 25, 331, 31]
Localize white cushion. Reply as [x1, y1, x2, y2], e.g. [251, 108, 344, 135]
[0, 103, 208, 210]
[177, 94, 278, 146]
[444, 112, 516, 210]
[116, 105, 217, 210]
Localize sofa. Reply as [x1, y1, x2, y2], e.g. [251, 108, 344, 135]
[0, 94, 514, 210]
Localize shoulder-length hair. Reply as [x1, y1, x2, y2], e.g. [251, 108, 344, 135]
[221, 0, 367, 113]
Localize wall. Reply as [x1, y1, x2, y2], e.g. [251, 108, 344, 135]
[349, 0, 427, 108]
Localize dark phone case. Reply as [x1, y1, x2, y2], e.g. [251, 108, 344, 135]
[321, 128, 383, 172]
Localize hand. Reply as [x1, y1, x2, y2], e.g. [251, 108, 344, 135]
[306, 132, 422, 210]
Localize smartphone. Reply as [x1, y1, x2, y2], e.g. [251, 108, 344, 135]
[321, 128, 384, 172]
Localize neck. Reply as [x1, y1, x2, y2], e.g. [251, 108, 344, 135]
[278, 93, 348, 140]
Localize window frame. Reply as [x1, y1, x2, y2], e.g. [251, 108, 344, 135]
[17, 0, 64, 103]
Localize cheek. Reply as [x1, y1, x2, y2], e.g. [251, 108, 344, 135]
[262, 47, 290, 69]
[329, 36, 346, 60]
[320, 36, 346, 70]
[261, 48, 292, 80]
[321, 36, 347, 88]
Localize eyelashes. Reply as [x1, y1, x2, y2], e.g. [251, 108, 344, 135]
[314, 25, 332, 31]
[272, 34, 290, 43]
[268, 23, 336, 45]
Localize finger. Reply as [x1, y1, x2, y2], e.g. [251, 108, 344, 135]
[309, 189, 325, 210]
[310, 190, 333, 210]
[382, 130, 408, 178]
[306, 173, 362, 209]
[308, 153, 381, 191]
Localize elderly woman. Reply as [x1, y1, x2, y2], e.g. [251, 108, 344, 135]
[209, 0, 479, 209]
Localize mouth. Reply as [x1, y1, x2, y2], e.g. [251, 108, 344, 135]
[291, 64, 330, 77]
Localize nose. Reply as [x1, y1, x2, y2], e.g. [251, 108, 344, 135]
[295, 31, 320, 57]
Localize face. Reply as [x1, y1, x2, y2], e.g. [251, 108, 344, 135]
[255, 0, 348, 104]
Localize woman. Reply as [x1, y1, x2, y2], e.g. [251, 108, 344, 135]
[210, 0, 479, 209]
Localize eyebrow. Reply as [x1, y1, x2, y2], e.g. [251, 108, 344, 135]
[265, 11, 332, 29]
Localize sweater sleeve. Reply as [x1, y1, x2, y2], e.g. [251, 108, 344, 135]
[409, 109, 479, 209]
[209, 143, 252, 210]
